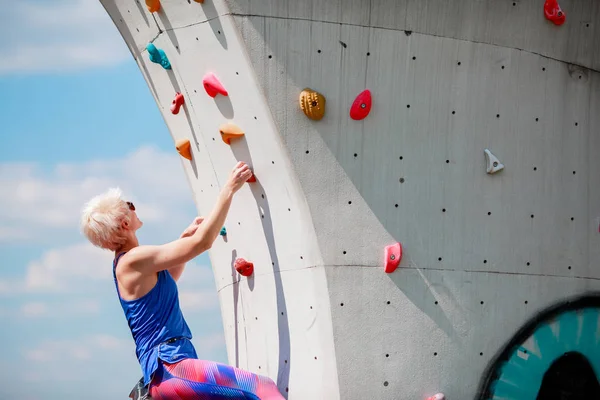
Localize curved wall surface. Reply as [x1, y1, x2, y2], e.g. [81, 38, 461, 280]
[100, 1, 600, 398]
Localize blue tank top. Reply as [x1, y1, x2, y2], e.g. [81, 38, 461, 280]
[112, 252, 198, 386]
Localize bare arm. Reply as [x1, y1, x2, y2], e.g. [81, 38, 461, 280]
[126, 162, 252, 276]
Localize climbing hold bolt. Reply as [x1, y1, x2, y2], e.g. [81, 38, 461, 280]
[171, 93, 184, 114]
[350, 89, 372, 120]
[484, 149, 504, 174]
[299, 88, 326, 121]
[175, 139, 192, 160]
[220, 227, 227, 236]
[203, 72, 228, 98]
[234, 258, 254, 277]
[544, 0, 565, 25]
[145, 0, 160, 13]
[384, 242, 403, 273]
[219, 123, 245, 145]
[426, 394, 445, 400]
[146, 43, 171, 70]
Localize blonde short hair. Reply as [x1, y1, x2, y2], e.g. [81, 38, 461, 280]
[81, 187, 131, 251]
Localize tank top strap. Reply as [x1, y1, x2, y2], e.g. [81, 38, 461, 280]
[113, 252, 128, 272]
[112, 251, 128, 297]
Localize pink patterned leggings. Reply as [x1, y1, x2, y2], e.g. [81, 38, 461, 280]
[149, 358, 285, 400]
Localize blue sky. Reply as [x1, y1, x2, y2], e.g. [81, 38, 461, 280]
[0, 1, 227, 399]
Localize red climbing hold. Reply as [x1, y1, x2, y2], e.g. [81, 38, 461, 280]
[544, 0, 565, 25]
[426, 394, 445, 400]
[203, 72, 228, 98]
[171, 92, 184, 114]
[247, 172, 256, 183]
[350, 89, 372, 120]
[384, 242, 402, 273]
[234, 258, 254, 277]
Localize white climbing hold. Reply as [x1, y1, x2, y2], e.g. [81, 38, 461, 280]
[426, 394, 445, 400]
[484, 149, 504, 174]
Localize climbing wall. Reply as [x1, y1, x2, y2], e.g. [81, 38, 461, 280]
[100, 0, 600, 399]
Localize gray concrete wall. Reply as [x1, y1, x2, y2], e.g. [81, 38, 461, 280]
[101, 0, 600, 398]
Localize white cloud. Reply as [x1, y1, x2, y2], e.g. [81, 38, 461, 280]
[192, 332, 226, 356]
[18, 299, 101, 318]
[24, 334, 128, 363]
[24, 242, 113, 292]
[179, 289, 219, 312]
[0, 0, 131, 74]
[0, 145, 194, 245]
[21, 302, 48, 317]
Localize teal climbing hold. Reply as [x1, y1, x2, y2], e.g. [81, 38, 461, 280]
[146, 43, 171, 70]
[220, 227, 227, 236]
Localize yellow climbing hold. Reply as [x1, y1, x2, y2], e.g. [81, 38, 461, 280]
[299, 88, 326, 121]
[219, 123, 245, 145]
[176, 139, 192, 160]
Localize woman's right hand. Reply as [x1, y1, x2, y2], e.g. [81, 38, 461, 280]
[225, 161, 253, 193]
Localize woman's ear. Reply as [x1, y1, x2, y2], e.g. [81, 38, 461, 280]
[121, 220, 129, 230]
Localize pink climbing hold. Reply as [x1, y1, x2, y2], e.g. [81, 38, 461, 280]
[171, 92, 184, 114]
[234, 258, 254, 277]
[384, 242, 402, 273]
[426, 394, 445, 400]
[350, 89, 372, 120]
[544, 0, 565, 26]
[203, 72, 228, 98]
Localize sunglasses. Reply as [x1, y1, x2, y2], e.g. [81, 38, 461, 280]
[126, 201, 136, 211]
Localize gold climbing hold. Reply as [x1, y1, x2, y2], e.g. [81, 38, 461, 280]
[299, 88, 326, 121]
[175, 139, 192, 160]
[219, 123, 245, 145]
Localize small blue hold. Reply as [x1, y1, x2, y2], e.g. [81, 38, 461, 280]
[146, 43, 171, 70]
[220, 227, 227, 236]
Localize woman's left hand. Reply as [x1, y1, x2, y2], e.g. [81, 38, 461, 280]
[180, 216, 205, 238]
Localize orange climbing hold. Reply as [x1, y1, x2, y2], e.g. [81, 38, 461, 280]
[299, 88, 326, 121]
[171, 92, 184, 115]
[384, 242, 402, 273]
[234, 258, 254, 277]
[175, 139, 192, 160]
[203, 72, 228, 98]
[544, 0, 565, 25]
[219, 123, 244, 145]
[145, 0, 160, 13]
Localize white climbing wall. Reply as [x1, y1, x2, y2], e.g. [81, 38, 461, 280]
[100, 0, 600, 399]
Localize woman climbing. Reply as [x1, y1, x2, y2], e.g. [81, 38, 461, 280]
[81, 161, 285, 400]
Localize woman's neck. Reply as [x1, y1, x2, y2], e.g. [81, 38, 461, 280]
[115, 238, 139, 255]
